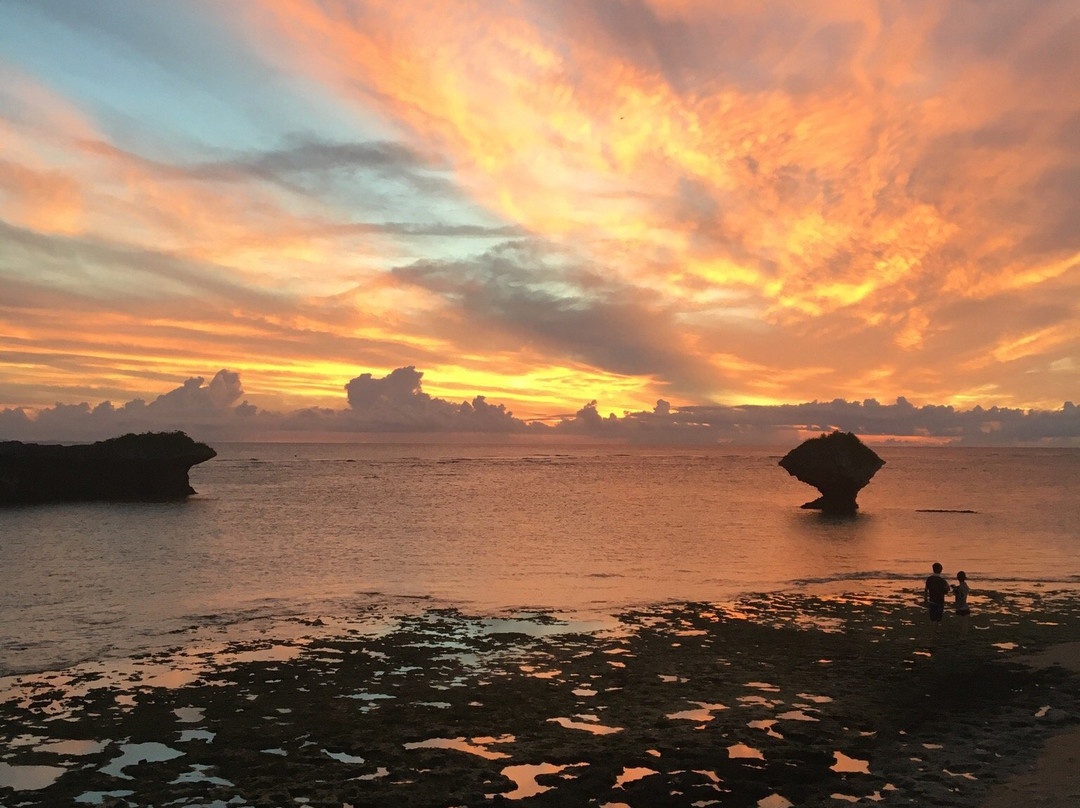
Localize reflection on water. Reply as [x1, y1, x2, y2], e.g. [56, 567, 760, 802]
[777, 709, 820, 722]
[831, 751, 871, 774]
[499, 762, 585, 800]
[666, 701, 729, 722]
[173, 707, 204, 723]
[0, 640, 311, 721]
[3, 444, 1078, 675]
[614, 766, 659, 787]
[322, 749, 366, 764]
[403, 735, 514, 760]
[33, 738, 108, 756]
[177, 729, 214, 743]
[74, 790, 135, 805]
[548, 716, 623, 735]
[748, 719, 783, 739]
[746, 681, 779, 691]
[170, 764, 233, 786]
[99, 742, 183, 779]
[728, 742, 765, 760]
[0, 762, 67, 790]
[758, 792, 794, 808]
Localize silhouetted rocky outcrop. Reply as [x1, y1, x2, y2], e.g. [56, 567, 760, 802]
[0, 431, 216, 505]
[779, 431, 884, 515]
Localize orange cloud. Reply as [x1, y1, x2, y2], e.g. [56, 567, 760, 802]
[3, 3, 1079, 417]
[229, 1, 975, 327]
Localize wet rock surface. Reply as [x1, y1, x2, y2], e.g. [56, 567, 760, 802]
[779, 431, 886, 514]
[2, 588, 1079, 807]
[0, 432, 216, 505]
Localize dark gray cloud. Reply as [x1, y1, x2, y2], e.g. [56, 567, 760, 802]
[0, 370, 252, 442]
[0, 220, 290, 310]
[325, 221, 527, 239]
[68, 136, 518, 242]
[0, 368, 533, 441]
[74, 138, 430, 182]
[185, 139, 453, 195]
[392, 241, 717, 397]
[148, 369, 244, 414]
[554, 396, 1080, 447]
[186, 137, 525, 242]
[342, 366, 531, 433]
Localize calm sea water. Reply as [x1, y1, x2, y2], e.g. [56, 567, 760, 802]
[1, 443, 1077, 675]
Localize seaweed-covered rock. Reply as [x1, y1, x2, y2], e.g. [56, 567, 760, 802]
[0, 431, 216, 505]
[779, 430, 884, 514]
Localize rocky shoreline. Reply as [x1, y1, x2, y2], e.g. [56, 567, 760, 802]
[2, 586, 1079, 807]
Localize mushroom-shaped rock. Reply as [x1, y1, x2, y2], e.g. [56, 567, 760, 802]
[0, 431, 216, 505]
[778, 431, 884, 515]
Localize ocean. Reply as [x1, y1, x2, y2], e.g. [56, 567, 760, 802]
[1, 443, 1078, 676]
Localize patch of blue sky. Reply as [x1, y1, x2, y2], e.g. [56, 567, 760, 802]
[336, 175, 505, 230]
[1, 1, 521, 275]
[388, 233, 521, 271]
[245, 143, 521, 264]
[0, 1, 391, 158]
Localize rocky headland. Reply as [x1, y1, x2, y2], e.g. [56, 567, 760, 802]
[0, 431, 216, 506]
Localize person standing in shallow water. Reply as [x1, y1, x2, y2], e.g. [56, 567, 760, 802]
[925, 562, 949, 630]
[952, 571, 971, 633]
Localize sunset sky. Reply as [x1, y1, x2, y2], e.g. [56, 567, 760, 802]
[2, 0, 1078, 430]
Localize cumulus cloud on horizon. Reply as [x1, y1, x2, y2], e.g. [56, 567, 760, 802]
[1, 367, 1077, 447]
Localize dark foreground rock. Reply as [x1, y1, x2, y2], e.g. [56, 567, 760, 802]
[2, 587, 1079, 807]
[0, 431, 216, 505]
[779, 430, 885, 514]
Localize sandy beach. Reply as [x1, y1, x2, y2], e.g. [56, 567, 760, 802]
[980, 725, 1080, 808]
[979, 642, 1080, 808]
[2, 586, 1078, 807]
